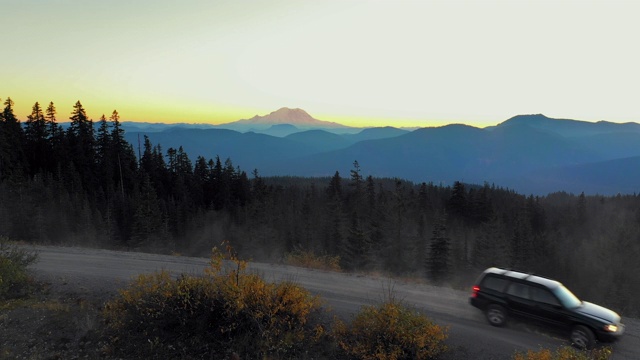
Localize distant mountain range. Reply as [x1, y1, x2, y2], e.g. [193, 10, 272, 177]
[117, 109, 640, 195]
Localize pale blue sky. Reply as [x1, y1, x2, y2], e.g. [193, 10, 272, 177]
[2, 0, 639, 127]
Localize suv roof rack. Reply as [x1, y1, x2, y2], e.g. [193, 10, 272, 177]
[492, 267, 554, 281]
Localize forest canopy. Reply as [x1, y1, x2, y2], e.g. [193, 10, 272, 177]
[1, 97, 639, 317]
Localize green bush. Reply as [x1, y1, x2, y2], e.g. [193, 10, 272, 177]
[103, 242, 327, 359]
[513, 346, 612, 360]
[0, 236, 38, 299]
[333, 300, 448, 360]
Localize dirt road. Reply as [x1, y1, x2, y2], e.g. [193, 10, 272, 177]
[29, 246, 640, 360]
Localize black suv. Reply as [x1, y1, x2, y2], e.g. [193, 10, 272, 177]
[469, 267, 624, 349]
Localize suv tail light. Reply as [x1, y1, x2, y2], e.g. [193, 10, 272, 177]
[472, 285, 480, 298]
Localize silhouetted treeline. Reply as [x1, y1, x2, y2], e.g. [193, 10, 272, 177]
[1, 98, 639, 317]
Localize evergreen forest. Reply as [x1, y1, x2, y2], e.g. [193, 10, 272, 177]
[1, 97, 639, 317]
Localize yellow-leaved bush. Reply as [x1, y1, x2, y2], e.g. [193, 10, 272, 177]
[333, 300, 449, 360]
[103, 241, 327, 359]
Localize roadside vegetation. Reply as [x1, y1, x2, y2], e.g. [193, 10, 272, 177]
[102, 242, 449, 359]
[103, 242, 329, 359]
[284, 248, 342, 272]
[0, 235, 615, 359]
[334, 300, 448, 360]
[512, 346, 612, 360]
[0, 236, 38, 300]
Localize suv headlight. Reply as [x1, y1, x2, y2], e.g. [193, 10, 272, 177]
[603, 324, 618, 332]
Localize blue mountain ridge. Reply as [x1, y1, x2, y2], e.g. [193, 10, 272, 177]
[121, 114, 640, 195]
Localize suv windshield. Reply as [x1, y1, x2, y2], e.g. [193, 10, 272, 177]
[552, 285, 582, 308]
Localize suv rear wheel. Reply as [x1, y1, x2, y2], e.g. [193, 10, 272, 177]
[486, 304, 507, 327]
[570, 325, 595, 349]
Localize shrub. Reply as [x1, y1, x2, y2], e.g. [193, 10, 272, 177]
[284, 248, 341, 272]
[513, 346, 612, 360]
[103, 271, 224, 358]
[0, 236, 38, 300]
[333, 300, 448, 360]
[103, 241, 327, 359]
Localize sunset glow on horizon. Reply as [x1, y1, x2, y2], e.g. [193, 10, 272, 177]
[3, 1, 639, 129]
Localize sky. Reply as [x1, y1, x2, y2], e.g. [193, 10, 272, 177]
[3, 0, 639, 128]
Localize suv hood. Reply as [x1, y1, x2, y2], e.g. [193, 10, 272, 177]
[575, 301, 621, 324]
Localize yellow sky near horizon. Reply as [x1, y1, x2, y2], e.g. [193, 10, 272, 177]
[3, 0, 639, 128]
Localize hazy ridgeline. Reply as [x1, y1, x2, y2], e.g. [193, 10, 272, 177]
[1, 98, 639, 317]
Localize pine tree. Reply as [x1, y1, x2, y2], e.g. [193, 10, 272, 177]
[192, 156, 209, 206]
[130, 173, 163, 248]
[427, 211, 450, 283]
[300, 185, 316, 249]
[211, 156, 226, 210]
[470, 183, 493, 224]
[526, 195, 546, 235]
[45, 102, 58, 137]
[66, 101, 96, 189]
[25, 102, 47, 140]
[509, 209, 534, 269]
[45, 102, 65, 174]
[325, 171, 343, 255]
[447, 181, 467, 220]
[365, 175, 384, 258]
[140, 135, 169, 197]
[110, 110, 137, 199]
[68, 101, 92, 139]
[349, 161, 363, 194]
[348, 161, 365, 216]
[342, 161, 370, 269]
[175, 146, 192, 177]
[250, 168, 267, 203]
[24, 102, 49, 175]
[0, 97, 26, 181]
[96, 114, 114, 195]
[577, 192, 587, 224]
[385, 179, 410, 274]
[233, 169, 251, 207]
[344, 211, 369, 270]
[472, 214, 508, 269]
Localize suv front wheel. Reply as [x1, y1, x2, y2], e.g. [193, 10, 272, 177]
[570, 325, 595, 349]
[486, 304, 507, 327]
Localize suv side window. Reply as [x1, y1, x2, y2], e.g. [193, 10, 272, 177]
[506, 282, 530, 299]
[530, 286, 561, 306]
[481, 276, 509, 292]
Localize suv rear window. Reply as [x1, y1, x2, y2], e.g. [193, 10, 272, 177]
[481, 276, 508, 292]
[506, 282, 530, 298]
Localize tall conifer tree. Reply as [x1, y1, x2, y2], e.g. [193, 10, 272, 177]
[24, 102, 49, 175]
[0, 97, 25, 181]
[427, 211, 450, 283]
[67, 101, 96, 189]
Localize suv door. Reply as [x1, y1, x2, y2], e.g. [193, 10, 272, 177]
[505, 281, 538, 319]
[529, 285, 569, 328]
